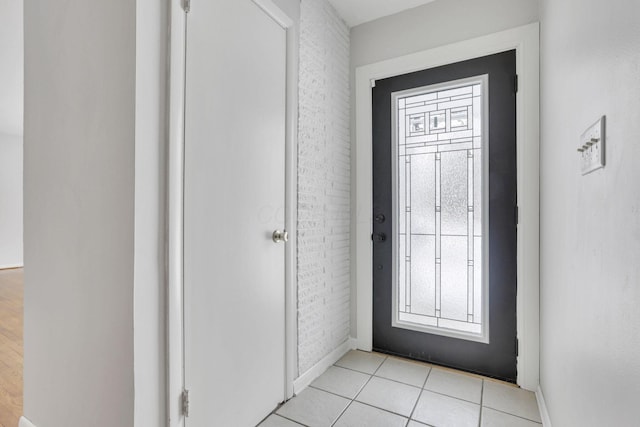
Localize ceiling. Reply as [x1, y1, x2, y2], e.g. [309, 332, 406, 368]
[327, 0, 438, 27]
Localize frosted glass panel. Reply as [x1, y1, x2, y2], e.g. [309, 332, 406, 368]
[411, 154, 436, 234]
[440, 236, 468, 321]
[473, 149, 482, 235]
[410, 115, 426, 134]
[473, 236, 482, 323]
[394, 76, 486, 340]
[410, 235, 436, 316]
[441, 151, 468, 236]
[398, 234, 406, 310]
[450, 108, 469, 128]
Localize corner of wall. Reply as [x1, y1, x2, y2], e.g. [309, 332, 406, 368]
[293, 337, 356, 394]
[536, 385, 553, 427]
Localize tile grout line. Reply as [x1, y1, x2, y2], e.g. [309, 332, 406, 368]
[272, 413, 309, 427]
[329, 398, 355, 427]
[330, 354, 388, 426]
[482, 378, 542, 423]
[307, 384, 362, 402]
[419, 366, 485, 408]
[307, 384, 347, 398]
[374, 373, 430, 389]
[334, 354, 391, 374]
[333, 363, 383, 376]
[482, 406, 543, 424]
[421, 385, 483, 405]
[337, 361, 433, 389]
[352, 400, 415, 421]
[351, 354, 387, 401]
[478, 379, 485, 427]
[268, 386, 310, 426]
[292, 352, 539, 427]
[406, 365, 433, 424]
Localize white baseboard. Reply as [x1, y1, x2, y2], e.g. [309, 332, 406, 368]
[536, 385, 553, 427]
[293, 337, 357, 395]
[0, 264, 23, 270]
[19, 416, 37, 427]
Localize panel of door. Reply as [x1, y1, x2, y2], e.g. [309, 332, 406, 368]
[184, 1, 287, 425]
[372, 51, 517, 382]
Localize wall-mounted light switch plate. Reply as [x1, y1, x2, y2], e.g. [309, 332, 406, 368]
[578, 116, 606, 175]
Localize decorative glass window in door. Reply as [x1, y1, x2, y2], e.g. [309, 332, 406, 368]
[391, 76, 489, 342]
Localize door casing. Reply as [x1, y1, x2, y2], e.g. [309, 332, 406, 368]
[355, 23, 540, 391]
[166, 1, 300, 426]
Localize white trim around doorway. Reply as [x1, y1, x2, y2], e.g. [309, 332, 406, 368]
[166, 2, 186, 425]
[354, 23, 540, 391]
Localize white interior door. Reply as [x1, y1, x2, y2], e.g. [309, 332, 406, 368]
[184, 1, 287, 425]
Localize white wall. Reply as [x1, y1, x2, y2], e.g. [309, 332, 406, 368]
[348, 0, 539, 340]
[350, 0, 539, 69]
[0, 0, 24, 269]
[297, 0, 351, 375]
[0, 0, 23, 136]
[539, 0, 640, 425]
[23, 0, 136, 426]
[0, 133, 23, 268]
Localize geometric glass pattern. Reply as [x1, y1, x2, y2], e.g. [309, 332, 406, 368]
[393, 77, 486, 339]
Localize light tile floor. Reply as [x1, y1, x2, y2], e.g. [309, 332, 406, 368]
[260, 350, 542, 427]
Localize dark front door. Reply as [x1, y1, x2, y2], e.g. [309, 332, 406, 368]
[372, 51, 518, 382]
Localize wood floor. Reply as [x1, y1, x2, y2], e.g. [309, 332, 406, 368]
[0, 268, 23, 427]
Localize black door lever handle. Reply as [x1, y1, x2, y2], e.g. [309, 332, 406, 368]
[372, 233, 386, 243]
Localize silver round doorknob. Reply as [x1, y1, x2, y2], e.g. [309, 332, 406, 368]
[272, 230, 288, 243]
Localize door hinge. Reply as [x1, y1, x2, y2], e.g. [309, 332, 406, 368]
[514, 74, 519, 93]
[182, 0, 191, 13]
[181, 389, 190, 417]
[515, 205, 519, 225]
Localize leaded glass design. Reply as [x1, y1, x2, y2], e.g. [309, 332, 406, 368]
[392, 76, 488, 341]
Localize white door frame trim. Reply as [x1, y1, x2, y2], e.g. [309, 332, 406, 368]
[354, 23, 540, 391]
[166, 2, 299, 426]
[166, 2, 186, 425]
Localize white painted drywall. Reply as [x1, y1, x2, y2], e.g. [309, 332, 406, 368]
[134, 0, 167, 425]
[327, 0, 436, 27]
[0, 133, 23, 268]
[539, 0, 640, 425]
[350, 0, 539, 69]
[297, 0, 351, 375]
[23, 0, 136, 426]
[348, 0, 539, 342]
[0, 0, 23, 136]
[0, 0, 24, 269]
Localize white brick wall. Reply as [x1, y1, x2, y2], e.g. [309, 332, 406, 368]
[297, 0, 351, 375]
